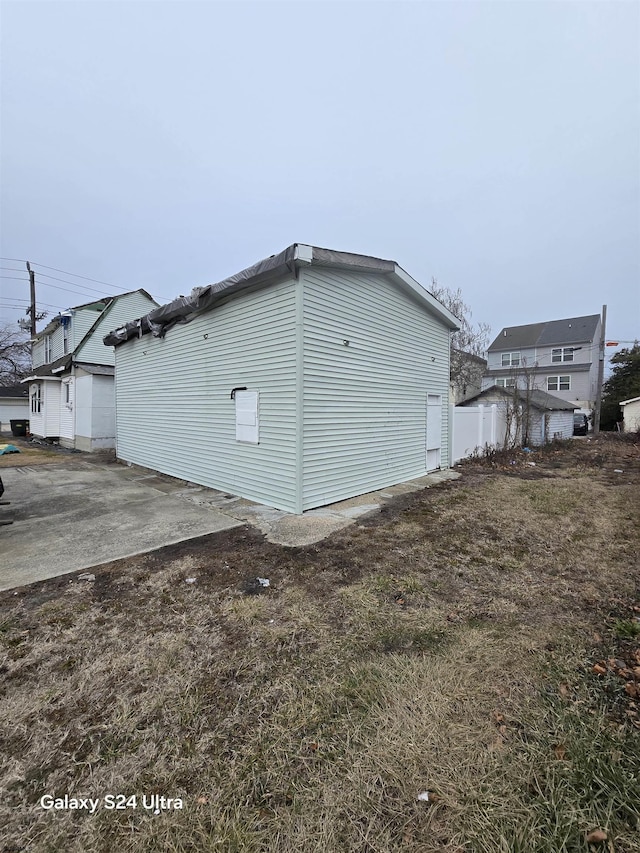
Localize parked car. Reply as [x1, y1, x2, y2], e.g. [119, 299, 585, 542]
[573, 413, 589, 436]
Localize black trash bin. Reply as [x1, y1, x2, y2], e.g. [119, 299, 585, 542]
[10, 420, 28, 437]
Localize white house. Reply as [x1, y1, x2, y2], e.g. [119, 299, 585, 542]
[104, 244, 459, 513]
[24, 290, 158, 451]
[620, 396, 640, 433]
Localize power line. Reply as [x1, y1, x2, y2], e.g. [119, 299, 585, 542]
[31, 262, 128, 291]
[0, 257, 127, 291]
[36, 271, 116, 296]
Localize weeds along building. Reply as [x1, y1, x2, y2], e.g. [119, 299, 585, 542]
[104, 244, 459, 513]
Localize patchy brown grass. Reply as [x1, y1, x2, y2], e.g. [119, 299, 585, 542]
[0, 436, 62, 469]
[1, 434, 639, 852]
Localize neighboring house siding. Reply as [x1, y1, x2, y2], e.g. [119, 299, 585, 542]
[115, 277, 298, 511]
[541, 370, 591, 403]
[71, 307, 103, 351]
[59, 377, 74, 441]
[75, 375, 93, 447]
[32, 339, 45, 369]
[529, 410, 573, 445]
[91, 375, 116, 448]
[486, 346, 537, 371]
[301, 267, 450, 510]
[29, 381, 61, 437]
[0, 399, 29, 431]
[622, 399, 640, 432]
[76, 292, 157, 365]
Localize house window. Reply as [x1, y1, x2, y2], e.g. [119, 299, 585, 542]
[64, 382, 71, 404]
[44, 335, 52, 362]
[31, 385, 42, 414]
[501, 352, 521, 367]
[547, 375, 571, 392]
[496, 378, 515, 388]
[551, 347, 574, 363]
[63, 325, 69, 355]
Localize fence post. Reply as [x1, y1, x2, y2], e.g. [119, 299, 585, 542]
[490, 404, 497, 447]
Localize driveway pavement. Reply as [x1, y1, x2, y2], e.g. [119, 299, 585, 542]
[0, 459, 243, 591]
[0, 449, 460, 592]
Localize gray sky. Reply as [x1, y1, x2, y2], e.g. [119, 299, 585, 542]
[1, 0, 638, 359]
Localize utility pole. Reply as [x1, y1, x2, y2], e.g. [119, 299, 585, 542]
[593, 304, 607, 435]
[26, 261, 36, 337]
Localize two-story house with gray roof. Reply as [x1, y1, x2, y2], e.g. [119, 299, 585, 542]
[482, 314, 601, 410]
[23, 290, 157, 450]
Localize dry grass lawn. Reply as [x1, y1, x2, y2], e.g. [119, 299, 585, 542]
[0, 436, 63, 469]
[1, 435, 639, 852]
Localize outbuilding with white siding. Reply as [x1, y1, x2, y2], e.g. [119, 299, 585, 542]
[620, 396, 640, 433]
[458, 385, 577, 446]
[105, 245, 459, 513]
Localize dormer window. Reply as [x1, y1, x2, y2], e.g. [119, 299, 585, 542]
[44, 335, 52, 362]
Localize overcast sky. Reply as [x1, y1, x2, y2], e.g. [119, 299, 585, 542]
[1, 0, 638, 358]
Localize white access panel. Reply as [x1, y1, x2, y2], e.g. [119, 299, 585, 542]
[426, 393, 442, 471]
[235, 390, 259, 444]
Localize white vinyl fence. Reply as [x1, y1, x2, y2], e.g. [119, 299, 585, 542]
[452, 404, 511, 463]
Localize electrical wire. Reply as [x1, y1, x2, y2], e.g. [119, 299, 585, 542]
[0, 257, 127, 291]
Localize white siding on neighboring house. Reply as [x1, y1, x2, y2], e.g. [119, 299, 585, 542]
[74, 375, 93, 447]
[59, 377, 75, 441]
[29, 381, 61, 438]
[621, 398, 640, 432]
[76, 291, 157, 365]
[32, 339, 46, 369]
[73, 371, 116, 451]
[71, 305, 105, 350]
[301, 268, 451, 510]
[0, 399, 29, 432]
[90, 375, 115, 448]
[115, 277, 299, 511]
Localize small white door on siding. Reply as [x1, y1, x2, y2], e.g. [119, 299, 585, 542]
[235, 390, 259, 444]
[426, 393, 442, 471]
[59, 378, 74, 439]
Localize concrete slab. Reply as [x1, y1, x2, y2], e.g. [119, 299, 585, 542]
[0, 461, 243, 591]
[0, 454, 462, 588]
[225, 469, 461, 547]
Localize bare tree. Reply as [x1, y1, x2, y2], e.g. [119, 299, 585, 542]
[0, 322, 32, 385]
[499, 358, 544, 448]
[429, 279, 491, 400]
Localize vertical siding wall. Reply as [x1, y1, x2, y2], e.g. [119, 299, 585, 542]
[301, 268, 451, 510]
[115, 277, 299, 511]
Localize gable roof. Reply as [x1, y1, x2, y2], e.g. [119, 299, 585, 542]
[35, 290, 156, 341]
[104, 244, 460, 347]
[488, 315, 600, 351]
[461, 385, 577, 411]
